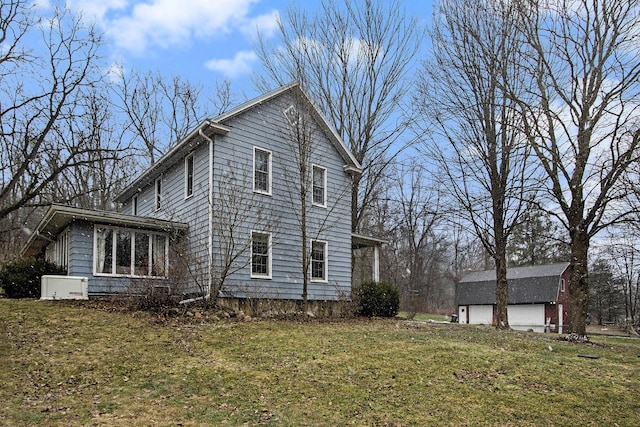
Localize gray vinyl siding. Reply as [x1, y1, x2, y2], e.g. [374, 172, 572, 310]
[120, 141, 212, 295]
[213, 91, 352, 301]
[114, 87, 353, 300]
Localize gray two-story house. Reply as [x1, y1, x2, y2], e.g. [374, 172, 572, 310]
[23, 82, 381, 307]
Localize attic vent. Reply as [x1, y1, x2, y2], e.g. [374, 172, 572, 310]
[283, 105, 299, 126]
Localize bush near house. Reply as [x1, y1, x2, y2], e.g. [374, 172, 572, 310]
[0, 258, 66, 299]
[353, 281, 400, 317]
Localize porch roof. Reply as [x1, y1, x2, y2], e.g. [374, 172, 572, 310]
[21, 204, 188, 258]
[352, 233, 387, 249]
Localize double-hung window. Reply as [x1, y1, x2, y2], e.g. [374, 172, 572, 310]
[253, 147, 271, 194]
[94, 226, 168, 278]
[185, 154, 194, 199]
[251, 231, 271, 278]
[311, 240, 328, 282]
[312, 165, 327, 207]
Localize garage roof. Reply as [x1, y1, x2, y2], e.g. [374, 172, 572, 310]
[456, 263, 570, 305]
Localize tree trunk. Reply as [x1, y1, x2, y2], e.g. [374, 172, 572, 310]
[495, 245, 510, 330]
[568, 227, 589, 337]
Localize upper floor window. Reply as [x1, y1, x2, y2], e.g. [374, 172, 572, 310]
[254, 147, 271, 195]
[155, 176, 162, 210]
[311, 240, 327, 281]
[94, 226, 168, 278]
[132, 195, 138, 215]
[312, 165, 327, 207]
[251, 231, 271, 278]
[560, 278, 566, 292]
[185, 154, 194, 199]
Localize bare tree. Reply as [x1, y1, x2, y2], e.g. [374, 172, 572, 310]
[255, 0, 424, 232]
[513, 0, 640, 338]
[0, 1, 105, 221]
[604, 228, 640, 334]
[111, 68, 210, 165]
[281, 92, 352, 309]
[417, 0, 535, 329]
[50, 89, 133, 211]
[393, 161, 445, 314]
[175, 161, 273, 305]
[507, 201, 570, 267]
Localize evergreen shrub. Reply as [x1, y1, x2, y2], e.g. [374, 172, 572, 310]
[353, 281, 400, 317]
[0, 258, 66, 299]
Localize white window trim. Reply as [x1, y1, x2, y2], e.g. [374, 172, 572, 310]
[155, 176, 163, 211]
[560, 278, 566, 292]
[93, 225, 168, 279]
[253, 147, 272, 195]
[312, 164, 327, 207]
[250, 230, 272, 279]
[184, 153, 194, 199]
[310, 239, 328, 283]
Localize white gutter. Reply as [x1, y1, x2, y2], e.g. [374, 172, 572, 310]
[199, 121, 215, 301]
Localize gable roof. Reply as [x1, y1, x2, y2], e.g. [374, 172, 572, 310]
[115, 82, 362, 203]
[457, 262, 569, 305]
[21, 204, 188, 258]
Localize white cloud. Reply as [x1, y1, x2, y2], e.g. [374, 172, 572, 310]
[70, 0, 261, 55]
[204, 50, 257, 77]
[240, 9, 280, 38]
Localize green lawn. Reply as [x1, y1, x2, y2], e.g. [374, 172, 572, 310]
[1, 299, 639, 426]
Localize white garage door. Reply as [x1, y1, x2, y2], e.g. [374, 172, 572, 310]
[468, 305, 493, 325]
[508, 304, 545, 330]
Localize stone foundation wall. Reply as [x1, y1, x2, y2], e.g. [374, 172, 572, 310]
[216, 297, 355, 318]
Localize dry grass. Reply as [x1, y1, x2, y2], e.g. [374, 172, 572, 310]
[1, 299, 640, 426]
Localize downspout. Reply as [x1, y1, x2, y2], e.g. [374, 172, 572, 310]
[199, 122, 215, 301]
[179, 123, 215, 306]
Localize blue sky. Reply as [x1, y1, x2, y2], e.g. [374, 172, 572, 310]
[59, 0, 435, 100]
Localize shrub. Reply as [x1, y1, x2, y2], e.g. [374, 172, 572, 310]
[0, 258, 66, 299]
[353, 281, 400, 317]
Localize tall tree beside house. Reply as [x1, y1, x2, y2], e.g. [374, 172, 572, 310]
[172, 161, 274, 305]
[417, 0, 535, 329]
[254, 0, 424, 233]
[512, 0, 640, 339]
[281, 92, 352, 308]
[0, 1, 113, 260]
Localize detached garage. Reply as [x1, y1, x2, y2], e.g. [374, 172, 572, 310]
[456, 263, 570, 333]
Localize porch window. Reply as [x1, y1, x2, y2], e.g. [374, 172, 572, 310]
[251, 231, 271, 278]
[46, 228, 69, 269]
[94, 226, 168, 278]
[311, 240, 327, 281]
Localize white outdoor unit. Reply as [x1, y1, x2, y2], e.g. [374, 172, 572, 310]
[41, 275, 89, 300]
